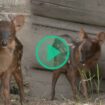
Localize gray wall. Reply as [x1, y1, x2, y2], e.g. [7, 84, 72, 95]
[0, 0, 30, 13]
[31, 0, 105, 26]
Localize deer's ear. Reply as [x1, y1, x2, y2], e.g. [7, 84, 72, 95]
[79, 28, 88, 41]
[12, 15, 25, 31]
[97, 32, 105, 44]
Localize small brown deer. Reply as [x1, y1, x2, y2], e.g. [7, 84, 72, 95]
[0, 15, 25, 105]
[51, 28, 105, 100]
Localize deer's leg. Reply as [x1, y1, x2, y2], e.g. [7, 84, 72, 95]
[66, 68, 77, 99]
[51, 70, 61, 100]
[80, 76, 88, 98]
[1, 72, 11, 105]
[13, 67, 24, 105]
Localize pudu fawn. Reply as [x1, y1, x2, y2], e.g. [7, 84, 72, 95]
[0, 15, 25, 105]
[51, 29, 105, 100]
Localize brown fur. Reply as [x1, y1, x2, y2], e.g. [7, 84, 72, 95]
[0, 15, 25, 105]
[51, 28, 105, 100]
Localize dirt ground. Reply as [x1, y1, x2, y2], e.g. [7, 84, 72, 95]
[5, 16, 105, 105]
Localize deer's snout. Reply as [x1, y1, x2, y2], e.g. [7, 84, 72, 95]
[80, 52, 85, 64]
[80, 59, 85, 64]
[80, 58, 86, 66]
[1, 40, 7, 47]
[80, 58, 85, 64]
[0, 31, 10, 48]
